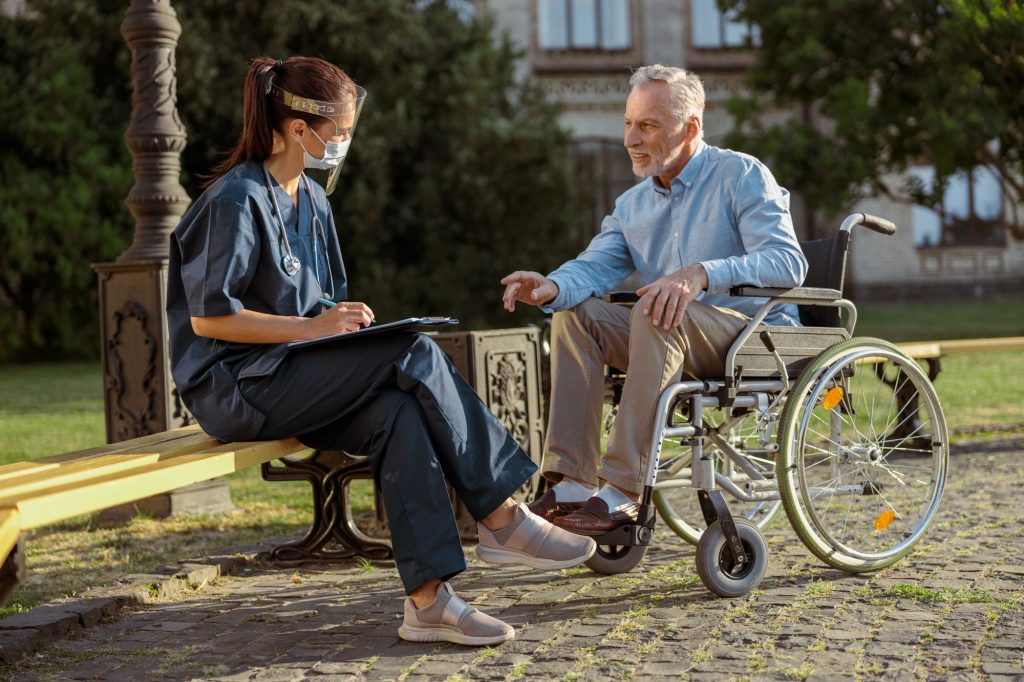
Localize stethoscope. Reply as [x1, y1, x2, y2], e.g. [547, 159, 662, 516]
[263, 166, 334, 301]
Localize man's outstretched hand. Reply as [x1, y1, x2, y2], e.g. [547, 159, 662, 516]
[500, 271, 559, 312]
[636, 263, 708, 330]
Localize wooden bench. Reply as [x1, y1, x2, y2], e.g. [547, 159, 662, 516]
[0, 425, 391, 602]
[0, 326, 550, 604]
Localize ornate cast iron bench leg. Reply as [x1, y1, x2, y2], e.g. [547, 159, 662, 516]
[0, 538, 26, 604]
[261, 450, 393, 564]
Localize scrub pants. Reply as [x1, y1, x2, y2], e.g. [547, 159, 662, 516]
[238, 332, 537, 594]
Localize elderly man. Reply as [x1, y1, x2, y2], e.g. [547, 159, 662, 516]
[500, 65, 807, 534]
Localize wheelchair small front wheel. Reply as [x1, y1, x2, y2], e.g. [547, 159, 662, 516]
[695, 518, 768, 597]
[585, 543, 648, 575]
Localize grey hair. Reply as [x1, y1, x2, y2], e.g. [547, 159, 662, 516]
[629, 64, 705, 132]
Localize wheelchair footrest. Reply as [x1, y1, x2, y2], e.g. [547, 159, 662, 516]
[591, 523, 654, 547]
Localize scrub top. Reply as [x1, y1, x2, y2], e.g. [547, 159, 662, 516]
[167, 160, 348, 441]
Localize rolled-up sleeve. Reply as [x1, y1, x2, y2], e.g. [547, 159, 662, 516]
[175, 199, 260, 317]
[543, 212, 636, 312]
[700, 163, 807, 294]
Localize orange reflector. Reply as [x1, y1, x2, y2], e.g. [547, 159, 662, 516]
[822, 386, 844, 410]
[874, 509, 896, 531]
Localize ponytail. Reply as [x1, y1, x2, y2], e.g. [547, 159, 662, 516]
[203, 56, 357, 188]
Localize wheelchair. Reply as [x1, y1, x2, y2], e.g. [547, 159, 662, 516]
[579, 213, 949, 597]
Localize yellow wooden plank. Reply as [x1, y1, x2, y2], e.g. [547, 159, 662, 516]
[0, 426, 207, 483]
[937, 336, 1024, 355]
[0, 435, 226, 498]
[6, 439, 310, 530]
[0, 507, 20, 573]
[33, 425, 205, 463]
[897, 342, 943, 359]
[0, 432, 217, 488]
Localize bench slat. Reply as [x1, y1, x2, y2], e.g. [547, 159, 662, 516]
[0, 426, 209, 484]
[0, 434, 227, 497]
[936, 337, 1024, 354]
[895, 342, 942, 359]
[2, 439, 310, 530]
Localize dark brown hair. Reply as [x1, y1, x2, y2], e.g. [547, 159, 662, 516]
[204, 56, 358, 187]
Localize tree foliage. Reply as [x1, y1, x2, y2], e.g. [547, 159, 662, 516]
[0, 0, 582, 362]
[0, 2, 133, 362]
[720, 0, 1024, 239]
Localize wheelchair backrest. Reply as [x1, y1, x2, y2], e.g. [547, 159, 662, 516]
[797, 229, 851, 327]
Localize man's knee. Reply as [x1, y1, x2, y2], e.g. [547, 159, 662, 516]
[628, 297, 673, 334]
[553, 297, 617, 338]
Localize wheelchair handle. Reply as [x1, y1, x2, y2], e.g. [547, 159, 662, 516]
[859, 213, 898, 235]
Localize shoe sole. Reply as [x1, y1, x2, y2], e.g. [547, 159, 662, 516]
[398, 624, 514, 646]
[475, 540, 597, 570]
[551, 525, 620, 537]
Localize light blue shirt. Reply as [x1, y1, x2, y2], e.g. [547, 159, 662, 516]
[545, 141, 808, 326]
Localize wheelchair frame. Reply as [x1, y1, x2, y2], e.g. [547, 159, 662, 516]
[581, 213, 949, 597]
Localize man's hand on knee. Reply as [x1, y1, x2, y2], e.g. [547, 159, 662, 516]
[636, 263, 708, 330]
[500, 271, 559, 311]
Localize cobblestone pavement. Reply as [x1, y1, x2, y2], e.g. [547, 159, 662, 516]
[4, 444, 1023, 681]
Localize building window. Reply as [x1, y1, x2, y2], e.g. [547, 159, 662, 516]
[691, 0, 760, 49]
[537, 0, 631, 51]
[571, 138, 638, 245]
[911, 165, 1005, 248]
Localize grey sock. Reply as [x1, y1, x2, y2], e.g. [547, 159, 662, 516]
[489, 505, 528, 545]
[415, 584, 450, 621]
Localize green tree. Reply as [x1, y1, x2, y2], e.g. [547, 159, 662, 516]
[0, 0, 583, 361]
[720, 0, 1024, 239]
[0, 2, 134, 362]
[174, 0, 581, 328]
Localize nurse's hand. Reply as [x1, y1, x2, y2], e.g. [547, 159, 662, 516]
[500, 271, 559, 312]
[312, 301, 374, 335]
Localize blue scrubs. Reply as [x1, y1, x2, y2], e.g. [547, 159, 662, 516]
[167, 161, 536, 593]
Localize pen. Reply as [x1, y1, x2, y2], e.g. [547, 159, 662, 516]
[319, 298, 376, 324]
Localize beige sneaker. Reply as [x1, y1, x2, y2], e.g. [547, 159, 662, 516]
[476, 503, 597, 570]
[398, 582, 514, 646]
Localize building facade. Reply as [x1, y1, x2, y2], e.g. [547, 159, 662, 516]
[479, 0, 1024, 300]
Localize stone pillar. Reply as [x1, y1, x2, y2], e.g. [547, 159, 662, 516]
[93, 0, 232, 519]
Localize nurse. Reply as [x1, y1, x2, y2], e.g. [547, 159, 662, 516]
[166, 56, 595, 646]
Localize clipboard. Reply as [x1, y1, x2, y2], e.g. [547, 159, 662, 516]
[287, 316, 459, 349]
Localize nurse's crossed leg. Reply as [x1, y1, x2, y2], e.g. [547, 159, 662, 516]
[166, 56, 595, 646]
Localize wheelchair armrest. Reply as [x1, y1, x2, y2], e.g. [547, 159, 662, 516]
[603, 291, 640, 304]
[729, 286, 842, 302]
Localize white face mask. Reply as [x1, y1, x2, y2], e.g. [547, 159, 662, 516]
[301, 127, 350, 170]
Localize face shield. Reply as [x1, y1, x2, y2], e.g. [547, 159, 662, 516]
[266, 75, 366, 195]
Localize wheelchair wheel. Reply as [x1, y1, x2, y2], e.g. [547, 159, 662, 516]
[777, 338, 948, 573]
[653, 409, 782, 545]
[695, 518, 768, 597]
[585, 543, 648, 575]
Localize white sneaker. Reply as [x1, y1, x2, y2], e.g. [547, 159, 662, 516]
[476, 503, 597, 570]
[399, 582, 514, 646]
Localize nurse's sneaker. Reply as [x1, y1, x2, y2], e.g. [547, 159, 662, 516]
[399, 582, 514, 646]
[476, 503, 597, 570]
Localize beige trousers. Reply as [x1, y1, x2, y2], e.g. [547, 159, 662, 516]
[543, 297, 750, 495]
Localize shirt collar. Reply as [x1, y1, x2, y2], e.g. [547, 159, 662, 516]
[649, 139, 709, 195]
[677, 139, 708, 188]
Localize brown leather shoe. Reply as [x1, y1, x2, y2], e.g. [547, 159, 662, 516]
[553, 496, 639, 536]
[526, 489, 584, 524]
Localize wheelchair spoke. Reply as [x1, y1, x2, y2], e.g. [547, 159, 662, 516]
[878, 368, 913, 439]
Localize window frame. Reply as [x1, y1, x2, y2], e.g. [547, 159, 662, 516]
[690, 0, 761, 51]
[912, 165, 1007, 249]
[536, 0, 633, 53]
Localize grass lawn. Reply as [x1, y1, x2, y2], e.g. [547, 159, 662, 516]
[854, 297, 1024, 342]
[0, 298, 1021, 614]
